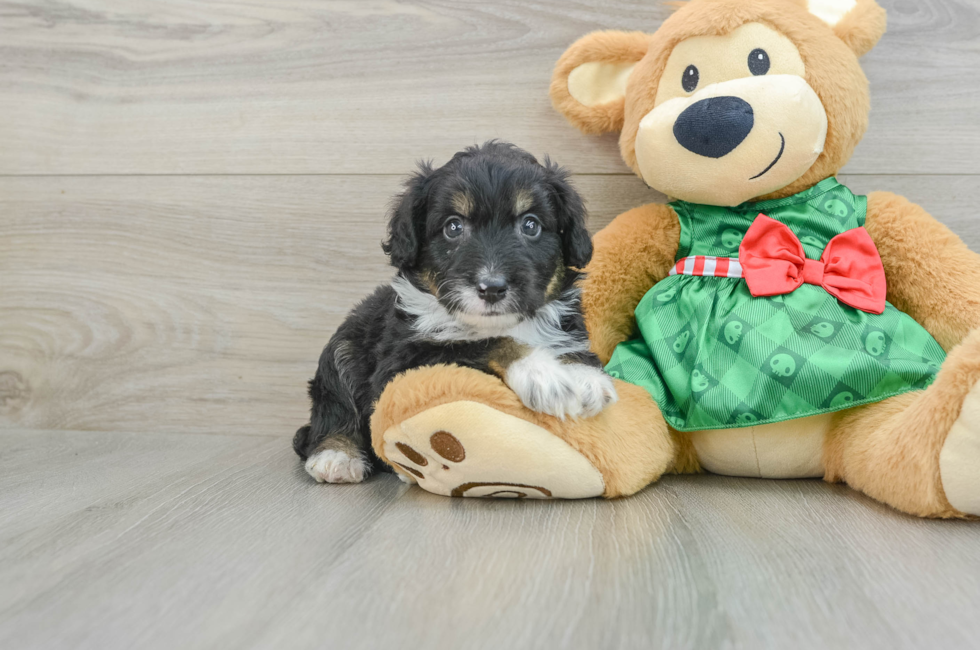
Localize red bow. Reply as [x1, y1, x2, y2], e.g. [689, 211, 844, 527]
[738, 214, 886, 314]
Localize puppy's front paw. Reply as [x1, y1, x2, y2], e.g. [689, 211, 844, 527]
[508, 361, 581, 419]
[571, 365, 619, 418]
[506, 349, 618, 419]
[305, 449, 368, 484]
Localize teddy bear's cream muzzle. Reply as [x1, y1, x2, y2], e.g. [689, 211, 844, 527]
[635, 74, 828, 206]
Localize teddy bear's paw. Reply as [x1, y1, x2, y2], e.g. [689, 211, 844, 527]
[381, 400, 605, 499]
[305, 448, 369, 484]
[394, 471, 416, 485]
[505, 349, 618, 420]
[940, 380, 980, 516]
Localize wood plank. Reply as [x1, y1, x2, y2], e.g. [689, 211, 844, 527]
[0, 174, 659, 435]
[0, 429, 406, 649]
[0, 0, 977, 175]
[2, 174, 975, 435]
[837, 173, 980, 242]
[1, 428, 979, 650]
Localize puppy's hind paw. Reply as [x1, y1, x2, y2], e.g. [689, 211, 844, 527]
[305, 449, 369, 484]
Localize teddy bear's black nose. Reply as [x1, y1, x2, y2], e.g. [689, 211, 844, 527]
[673, 96, 754, 158]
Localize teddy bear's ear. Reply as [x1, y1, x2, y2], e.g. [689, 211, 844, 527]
[807, 0, 887, 57]
[550, 31, 650, 135]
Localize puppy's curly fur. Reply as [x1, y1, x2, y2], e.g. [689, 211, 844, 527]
[294, 141, 616, 483]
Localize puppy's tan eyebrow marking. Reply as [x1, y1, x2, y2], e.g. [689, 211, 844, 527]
[451, 192, 473, 217]
[514, 189, 535, 215]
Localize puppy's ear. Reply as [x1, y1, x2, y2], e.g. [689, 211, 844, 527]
[545, 160, 592, 269]
[383, 162, 433, 269]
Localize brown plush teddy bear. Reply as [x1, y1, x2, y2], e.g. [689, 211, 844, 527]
[370, 0, 980, 518]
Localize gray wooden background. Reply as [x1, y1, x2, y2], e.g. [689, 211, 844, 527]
[1, 1, 979, 649]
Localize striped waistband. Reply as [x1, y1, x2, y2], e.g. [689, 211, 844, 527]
[668, 256, 744, 279]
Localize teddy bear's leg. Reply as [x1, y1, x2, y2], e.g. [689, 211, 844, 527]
[370, 364, 676, 498]
[824, 329, 980, 518]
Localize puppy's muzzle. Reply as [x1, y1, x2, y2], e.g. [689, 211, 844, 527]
[477, 277, 508, 305]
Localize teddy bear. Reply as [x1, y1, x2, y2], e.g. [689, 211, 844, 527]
[369, 0, 980, 518]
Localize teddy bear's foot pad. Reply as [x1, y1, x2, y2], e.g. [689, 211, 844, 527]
[382, 400, 605, 499]
[941, 381, 980, 516]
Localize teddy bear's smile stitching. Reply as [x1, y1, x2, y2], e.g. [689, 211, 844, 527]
[750, 132, 786, 180]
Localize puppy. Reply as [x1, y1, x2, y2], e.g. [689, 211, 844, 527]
[293, 141, 617, 484]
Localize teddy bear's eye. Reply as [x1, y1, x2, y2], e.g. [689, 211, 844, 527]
[682, 65, 699, 92]
[748, 48, 770, 75]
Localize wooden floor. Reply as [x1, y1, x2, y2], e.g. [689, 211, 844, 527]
[3, 429, 980, 650]
[2, 1, 979, 648]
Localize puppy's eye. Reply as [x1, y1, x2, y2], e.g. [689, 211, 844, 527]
[443, 217, 464, 240]
[748, 48, 770, 75]
[682, 65, 699, 92]
[520, 214, 541, 239]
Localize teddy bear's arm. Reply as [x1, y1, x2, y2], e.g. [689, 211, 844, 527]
[865, 191, 980, 350]
[581, 203, 681, 363]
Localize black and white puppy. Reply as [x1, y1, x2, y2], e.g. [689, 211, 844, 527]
[293, 141, 617, 484]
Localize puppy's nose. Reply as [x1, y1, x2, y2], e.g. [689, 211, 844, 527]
[477, 277, 508, 305]
[673, 96, 754, 158]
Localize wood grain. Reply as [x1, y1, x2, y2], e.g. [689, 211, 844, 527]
[3, 174, 975, 436]
[0, 0, 977, 175]
[0, 174, 659, 434]
[2, 2, 979, 648]
[2, 174, 975, 436]
[1, 428, 978, 650]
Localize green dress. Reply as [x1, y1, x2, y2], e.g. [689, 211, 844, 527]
[605, 178, 946, 431]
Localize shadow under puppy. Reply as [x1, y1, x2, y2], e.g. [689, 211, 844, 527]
[293, 141, 617, 483]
